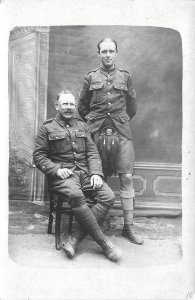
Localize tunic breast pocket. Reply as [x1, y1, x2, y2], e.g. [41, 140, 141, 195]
[89, 81, 104, 103]
[48, 132, 69, 153]
[75, 131, 87, 151]
[113, 82, 128, 96]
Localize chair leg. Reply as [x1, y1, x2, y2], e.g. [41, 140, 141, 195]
[48, 197, 54, 234]
[55, 195, 63, 250]
[68, 210, 74, 234]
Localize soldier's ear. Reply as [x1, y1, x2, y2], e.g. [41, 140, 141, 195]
[55, 102, 59, 111]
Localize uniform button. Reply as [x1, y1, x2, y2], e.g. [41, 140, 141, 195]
[107, 113, 110, 116]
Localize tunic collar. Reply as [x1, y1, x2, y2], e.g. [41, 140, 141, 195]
[55, 113, 74, 127]
[99, 65, 117, 76]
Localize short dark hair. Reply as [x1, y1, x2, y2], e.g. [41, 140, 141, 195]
[97, 38, 118, 53]
[56, 90, 72, 101]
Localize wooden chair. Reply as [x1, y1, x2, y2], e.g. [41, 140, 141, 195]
[47, 192, 74, 250]
[47, 191, 96, 250]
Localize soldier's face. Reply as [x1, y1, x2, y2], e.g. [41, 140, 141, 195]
[55, 94, 76, 119]
[98, 41, 117, 69]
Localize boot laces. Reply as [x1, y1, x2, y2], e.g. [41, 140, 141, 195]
[65, 236, 78, 247]
[125, 224, 137, 234]
[103, 239, 118, 251]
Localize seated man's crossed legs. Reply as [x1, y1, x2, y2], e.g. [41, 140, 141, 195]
[50, 169, 122, 262]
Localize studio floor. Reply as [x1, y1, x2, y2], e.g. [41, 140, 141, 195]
[1, 200, 189, 300]
[8, 200, 182, 269]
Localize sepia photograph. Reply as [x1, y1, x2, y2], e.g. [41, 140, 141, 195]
[8, 25, 182, 266]
[1, 1, 195, 299]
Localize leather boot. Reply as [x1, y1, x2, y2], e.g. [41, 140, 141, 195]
[122, 224, 144, 245]
[63, 203, 109, 259]
[62, 236, 80, 258]
[63, 236, 122, 262]
[120, 190, 144, 245]
[101, 239, 122, 262]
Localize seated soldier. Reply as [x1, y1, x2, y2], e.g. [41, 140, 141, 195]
[33, 91, 122, 262]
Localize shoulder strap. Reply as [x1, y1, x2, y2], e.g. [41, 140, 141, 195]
[118, 68, 130, 74]
[86, 68, 99, 75]
[43, 118, 54, 125]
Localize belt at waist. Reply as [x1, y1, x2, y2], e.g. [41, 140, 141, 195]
[100, 117, 116, 129]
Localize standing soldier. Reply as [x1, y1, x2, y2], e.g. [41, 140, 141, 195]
[78, 37, 144, 245]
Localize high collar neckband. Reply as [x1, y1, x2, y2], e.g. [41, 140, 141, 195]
[99, 65, 117, 76]
[55, 113, 74, 127]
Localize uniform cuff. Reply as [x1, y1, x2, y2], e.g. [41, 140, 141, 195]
[90, 171, 104, 178]
[51, 164, 62, 179]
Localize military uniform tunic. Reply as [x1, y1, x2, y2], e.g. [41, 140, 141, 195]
[78, 66, 137, 140]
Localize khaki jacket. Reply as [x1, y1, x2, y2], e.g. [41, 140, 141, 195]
[78, 66, 137, 139]
[33, 113, 103, 185]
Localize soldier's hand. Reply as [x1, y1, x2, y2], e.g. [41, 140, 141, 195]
[128, 88, 136, 98]
[56, 168, 73, 179]
[90, 175, 103, 190]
